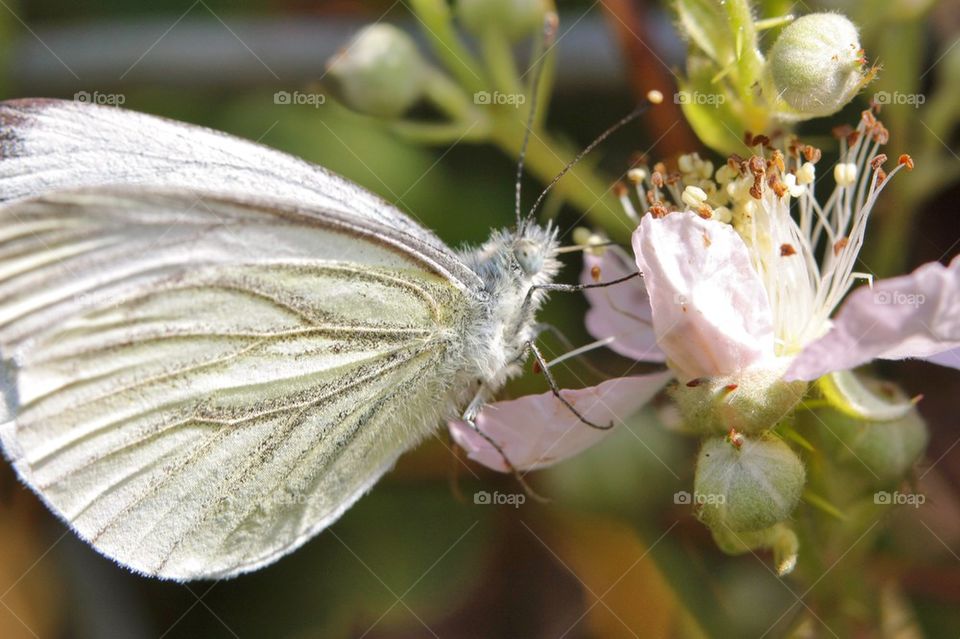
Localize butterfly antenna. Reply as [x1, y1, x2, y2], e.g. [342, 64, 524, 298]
[524, 97, 658, 227]
[515, 12, 559, 231]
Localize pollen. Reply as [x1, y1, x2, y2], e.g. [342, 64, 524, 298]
[898, 154, 914, 170]
[681, 185, 709, 209]
[590, 265, 602, 282]
[834, 163, 857, 187]
[646, 89, 664, 104]
[802, 145, 822, 164]
[780, 243, 797, 257]
[726, 428, 745, 449]
[797, 161, 816, 185]
[833, 236, 849, 256]
[649, 203, 669, 218]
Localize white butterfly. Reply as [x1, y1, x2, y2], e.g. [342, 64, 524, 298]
[0, 98, 572, 580]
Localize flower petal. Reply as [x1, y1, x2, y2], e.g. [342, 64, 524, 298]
[632, 212, 776, 381]
[447, 372, 673, 472]
[786, 256, 960, 381]
[581, 246, 664, 362]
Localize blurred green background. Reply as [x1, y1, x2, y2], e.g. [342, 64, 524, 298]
[1, 1, 959, 637]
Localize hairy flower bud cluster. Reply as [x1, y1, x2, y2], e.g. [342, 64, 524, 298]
[326, 24, 430, 118]
[762, 13, 870, 120]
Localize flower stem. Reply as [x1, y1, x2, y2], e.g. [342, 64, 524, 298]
[407, 0, 486, 94]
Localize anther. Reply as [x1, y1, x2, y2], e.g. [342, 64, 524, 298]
[833, 236, 849, 256]
[727, 427, 745, 449]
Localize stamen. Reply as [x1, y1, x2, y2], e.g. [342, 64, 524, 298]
[544, 336, 616, 369]
[649, 203, 669, 218]
[727, 428, 745, 449]
[834, 163, 857, 186]
[898, 154, 914, 170]
[802, 145, 822, 164]
[797, 162, 816, 185]
[681, 185, 709, 209]
[833, 236, 849, 256]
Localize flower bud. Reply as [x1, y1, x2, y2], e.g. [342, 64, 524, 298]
[326, 24, 429, 118]
[670, 360, 808, 435]
[712, 523, 800, 576]
[695, 433, 806, 532]
[763, 13, 867, 119]
[819, 408, 928, 481]
[457, 0, 548, 41]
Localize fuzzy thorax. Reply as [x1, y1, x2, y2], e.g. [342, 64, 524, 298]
[457, 222, 560, 387]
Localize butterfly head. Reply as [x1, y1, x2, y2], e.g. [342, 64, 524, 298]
[511, 220, 560, 286]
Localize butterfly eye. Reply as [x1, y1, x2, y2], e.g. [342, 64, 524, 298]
[513, 242, 542, 275]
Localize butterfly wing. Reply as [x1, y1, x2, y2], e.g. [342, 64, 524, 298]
[0, 187, 479, 580]
[0, 98, 445, 248]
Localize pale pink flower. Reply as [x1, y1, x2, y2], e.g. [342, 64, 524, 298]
[449, 112, 960, 472]
[447, 373, 672, 471]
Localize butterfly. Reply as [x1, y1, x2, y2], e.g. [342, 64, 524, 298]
[0, 97, 617, 580]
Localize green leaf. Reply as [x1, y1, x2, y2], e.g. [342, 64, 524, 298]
[674, 0, 732, 63]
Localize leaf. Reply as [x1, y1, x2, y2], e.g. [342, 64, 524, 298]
[674, 0, 731, 63]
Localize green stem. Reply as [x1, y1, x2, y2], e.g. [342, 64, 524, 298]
[480, 28, 522, 96]
[407, 0, 486, 94]
[389, 118, 491, 145]
[422, 68, 476, 122]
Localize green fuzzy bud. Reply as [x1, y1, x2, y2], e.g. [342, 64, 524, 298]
[670, 362, 807, 435]
[712, 522, 799, 576]
[763, 13, 867, 120]
[326, 24, 429, 118]
[695, 433, 806, 532]
[457, 0, 547, 41]
[821, 408, 928, 482]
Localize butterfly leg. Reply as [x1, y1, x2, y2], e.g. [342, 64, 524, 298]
[526, 341, 614, 431]
[460, 392, 548, 503]
[530, 323, 609, 378]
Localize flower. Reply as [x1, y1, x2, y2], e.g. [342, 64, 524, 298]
[449, 110, 959, 475]
[623, 113, 959, 388]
